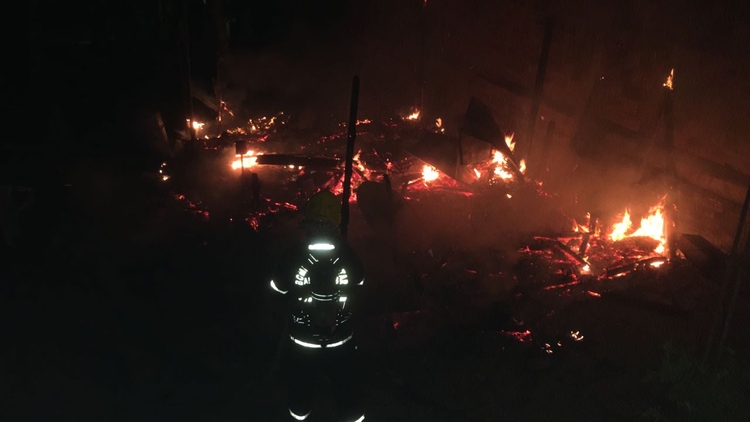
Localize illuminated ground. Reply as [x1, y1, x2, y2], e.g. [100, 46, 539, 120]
[3, 144, 749, 422]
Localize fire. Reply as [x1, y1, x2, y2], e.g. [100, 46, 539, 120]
[422, 165, 439, 182]
[231, 150, 258, 170]
[352, 150, 369, 178]
[492, 151, 514, 180]
[609, 201, 667, 254]
[406, 109, 421, 121]
[473, 168, 482, 179]
[187, 119, 205, 132]
[610, 210, 632, 241]
[519, 159, 526, 174]
[435, 118, 445, 133]
[505, 133, 515, 152]
[663, 68, 674, 90]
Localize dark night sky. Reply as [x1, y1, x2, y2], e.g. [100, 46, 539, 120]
[26, 0, 750, 154]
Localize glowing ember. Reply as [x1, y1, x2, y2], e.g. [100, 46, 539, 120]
[609, 200, 667, 254]
[231, 150, 258, 170]
[498, 329, 532, 343]
[519, 159, 526, 174]
[473, 168, 482, 179]
[663, 68, 674, 90]
[650, 260, 666, 268]
[570, 331, 584, 342]
[405, 109, 421, 121]
[422, 165, 439, 182]
[505, 133, 515, 152]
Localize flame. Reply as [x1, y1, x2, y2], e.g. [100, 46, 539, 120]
[610, 210, 632, 242]
[505, 133, 515, 153]
[218, 101, 235, 121]
[352, 150, 369, 177]
[473, 168, 482, 179]
[406, 109, 421, 121]
[663, 68, 674, 90]
[570, 331, 584, 342]
[435, 118, 445, 133]
[609, 201, 667, 254]
[492, 151, 514, 180]
[186, 119, 205, 132]
[422, 165, 439, 182]
[231, 150, 258, 170]
[519, 159, 526, 174]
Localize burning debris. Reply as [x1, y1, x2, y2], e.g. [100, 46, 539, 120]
[468, 134, 528, 184]
[663, 68, 674, 90]
[231, 150, 259, 170]
[609, 199, 667, 254]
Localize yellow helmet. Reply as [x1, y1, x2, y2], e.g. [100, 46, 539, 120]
[304, 190, 341, 227]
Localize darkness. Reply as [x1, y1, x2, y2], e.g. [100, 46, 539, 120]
[11, 1, 750, 421]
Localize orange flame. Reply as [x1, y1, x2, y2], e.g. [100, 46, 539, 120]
[663, 68, 674, 90]
[231, 150, 258, 170]
[186, 119, 205, 132]
[609, 200, 667, 254]
[519, 159, 526, 174]
[422, 165, 439, 182]
[406, 109, 421, 121]
[505, 133, 515, 152]
[435, 118, 445, 133]
[492, 151, 514, 180]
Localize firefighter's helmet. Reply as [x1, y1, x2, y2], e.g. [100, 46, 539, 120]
[303, 190, 341, 228]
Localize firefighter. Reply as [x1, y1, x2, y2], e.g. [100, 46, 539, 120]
[269, 189, 366, 422]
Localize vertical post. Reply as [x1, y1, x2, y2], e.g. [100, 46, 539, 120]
[537, 120, 556, 178]
[183, 0, 196, 144]
[419, 0, 427, 114]
[524, 19, 554, 160]
[210, 0, 228, 132]
[663, 73, 678, 260]
[341, 76, 360, 239]
[457, 132, 464, 165]
[715, 184, 750, 361]
[383, 173, 395, 225]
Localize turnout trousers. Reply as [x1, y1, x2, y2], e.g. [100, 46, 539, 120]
[286, 339, 364, 422]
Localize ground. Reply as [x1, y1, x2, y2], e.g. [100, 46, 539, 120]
[3, 146, 749, 422]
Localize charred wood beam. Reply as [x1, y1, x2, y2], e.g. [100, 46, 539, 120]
[536, 120, 555, 178]
[714, 183, 750, 362]
[545, 238, 588, 266]
[341, 76, 360, 239]
[680, 234, 727, 280]
[478, 73, 576, 117]
[254, 154, 342, 169]
[605, 257, 667, 278]
[525, 19, 554, 158]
